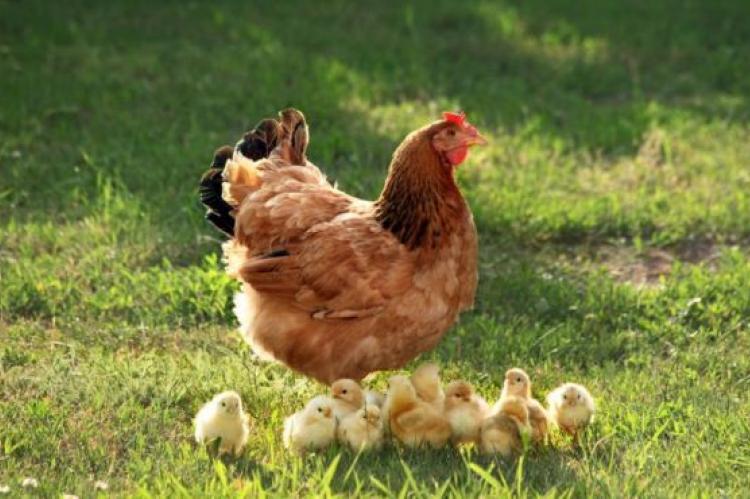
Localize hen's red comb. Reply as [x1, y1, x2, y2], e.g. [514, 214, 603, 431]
[443, 111, 466, 126]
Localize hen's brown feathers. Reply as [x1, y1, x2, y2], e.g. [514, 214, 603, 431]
[219, 110, 478, 383]
[374, 123, 467, 250]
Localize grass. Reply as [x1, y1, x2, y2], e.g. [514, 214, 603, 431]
[1, 0, 749, 496]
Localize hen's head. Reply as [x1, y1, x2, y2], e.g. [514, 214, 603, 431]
[430, 112, 487, 167]
[376, 111, 486, 249]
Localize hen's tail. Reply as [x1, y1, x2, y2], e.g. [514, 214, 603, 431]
[199, 109, 309, 237]
[199, 146, 236, 236]
[198, 118, 282, 236]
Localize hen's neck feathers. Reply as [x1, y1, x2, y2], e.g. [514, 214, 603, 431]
[375, 124, 467, 250]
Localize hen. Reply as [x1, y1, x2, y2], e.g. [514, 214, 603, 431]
[200, 108, 485, 383]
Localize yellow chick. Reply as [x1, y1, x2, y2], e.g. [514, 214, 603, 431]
[194, 391, 250, 456]
[500, 367, 532, 399]
[330, 378, 365, 421]
[337, 405, 384, 451]
[443, 380, 489, 445]
[480, 395, 530, 457]
[547, 383, 595, 437]
[410, 362, 445, 410]
[283, 395, 336, 454]
[497, 367, 549, 443]
[386, 375, 451, 448]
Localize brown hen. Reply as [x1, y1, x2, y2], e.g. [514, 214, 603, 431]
[203, 108, 484, 383]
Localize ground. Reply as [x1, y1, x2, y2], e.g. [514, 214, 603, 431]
[1, 0, 749, 496]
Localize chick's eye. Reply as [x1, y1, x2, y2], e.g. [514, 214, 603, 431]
[577, 394, 581, 400]
[562, 395, 567, 400]
[317, 407, 322, 413]
[342, 390, 347, 394]
[221, 402, 226, 407]
[516, 377, 522, 383]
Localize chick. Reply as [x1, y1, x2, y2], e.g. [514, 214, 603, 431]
[365, 390, 385, 408]
[194, 391, 250, 456]
[546, 383, 595, 438]
[496, 367, 549, 443]
[330, 378, 365, 420]
[337, 405, 384, 451]
[386, 375, 451, 448]
[410, 362, 445, 410]
[500, 367, 532, 399]
[443, 380, 489, 445]
[480, 395, 530, 457]
[283, 395, 337, 453]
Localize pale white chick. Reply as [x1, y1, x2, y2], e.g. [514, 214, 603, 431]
[480, 395, 530, 457]
[547, 383, 595, 438]
[497, 367, 549, 443]
[365, 390, 385, 408]
[194, 391, 250, 456]
[337, 405, 384, 451]
[283, 395, 336, 454]
[443, 380, 489, 445]
[330, 378, 365, 420]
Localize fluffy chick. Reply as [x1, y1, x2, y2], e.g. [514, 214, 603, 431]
[386, 375, 451, 448]
[365, 390, 385, 408]
[480, 395, 530, 457]
[194, 391, 250, 456]
[443, 380, 489, 445]
[330, 378, 365, 420]
[283, 395, 337, 454]
[499, 367, 532, 399]
[546, 383, 595, 437]
[497, 367, 549, 443]
[337, 405, 384, 451]
[410, 362, 445, 410]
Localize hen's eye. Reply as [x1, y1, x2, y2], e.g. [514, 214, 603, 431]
[447, 129, 456, 136]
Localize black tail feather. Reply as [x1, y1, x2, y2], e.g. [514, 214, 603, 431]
[199, 118, 282, 238]
[199, 145, 235, 237]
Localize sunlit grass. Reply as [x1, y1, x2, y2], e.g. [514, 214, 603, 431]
[1, 0, 749, 496]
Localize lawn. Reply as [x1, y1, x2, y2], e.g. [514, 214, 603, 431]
[1, 0, 749, 496]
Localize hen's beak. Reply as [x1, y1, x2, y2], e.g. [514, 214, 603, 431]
[463, 130, 488, 147]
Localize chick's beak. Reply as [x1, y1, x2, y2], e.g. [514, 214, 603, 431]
[323, 407, 332, 418]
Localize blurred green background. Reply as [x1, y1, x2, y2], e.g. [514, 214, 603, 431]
[1, 0, 749, 496]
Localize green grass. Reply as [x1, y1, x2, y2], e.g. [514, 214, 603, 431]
[2, 0, 750, 496]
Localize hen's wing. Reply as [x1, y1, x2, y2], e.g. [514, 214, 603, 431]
[223, 108, 415, 319]
[231, 211, 415, 318]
